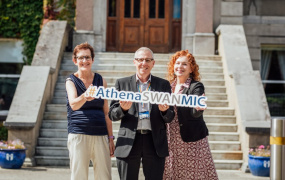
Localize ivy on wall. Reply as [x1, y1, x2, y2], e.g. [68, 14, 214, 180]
[0, 0, 76, 65]
[0, 0, 44, 65]
[45, 0, 76, 28]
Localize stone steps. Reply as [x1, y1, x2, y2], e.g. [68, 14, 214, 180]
[37, 136, 241, 151]
[61, 59, 223, 67]
[35, 146, 242, 161]
[38, 128, 240, 142]
[45, 105, 235, 116]
[55, 83, 227, 93]
[35, 52, 242, 170]
[60, 64, 223, 73]
[41, 120, 237, 133]
[42, 115, 237, 124]
[51, 97, 228, 106]
[63, 52, 222, 60]
[56, 76, 226, 86]
[34, 156, 243, 170]
[53, 90, 228, 100]
[58, 70, 225, 80]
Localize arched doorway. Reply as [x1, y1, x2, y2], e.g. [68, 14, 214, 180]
[106, 0, 181, 53]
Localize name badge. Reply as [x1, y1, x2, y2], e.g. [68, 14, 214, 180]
[139, 111, 150, 120]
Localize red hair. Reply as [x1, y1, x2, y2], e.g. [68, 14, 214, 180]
[167, 50, 200, 83]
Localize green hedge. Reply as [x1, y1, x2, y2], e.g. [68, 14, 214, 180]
[0, 0, 43, 65]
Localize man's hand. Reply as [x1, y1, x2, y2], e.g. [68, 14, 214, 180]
[120, 101, 133, 111]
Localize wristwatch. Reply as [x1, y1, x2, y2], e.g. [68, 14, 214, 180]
[108, 136, 115, 140]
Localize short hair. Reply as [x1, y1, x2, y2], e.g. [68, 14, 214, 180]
[134, 47, 154, 59]
[73, 42, 95, 61]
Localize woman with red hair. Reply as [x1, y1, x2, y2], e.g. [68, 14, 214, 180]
[163, 50, 218, 180]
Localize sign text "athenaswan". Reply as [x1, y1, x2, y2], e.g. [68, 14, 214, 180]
[86, 86, 207, 108]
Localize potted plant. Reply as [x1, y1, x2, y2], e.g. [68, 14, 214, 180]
[248, 145, 270, 177]
[0, 139, 26, 169]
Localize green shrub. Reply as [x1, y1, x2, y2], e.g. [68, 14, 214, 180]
[0, 0, 75, 65]
[0, 0, 43, 65]
[0, 122, 8, 141]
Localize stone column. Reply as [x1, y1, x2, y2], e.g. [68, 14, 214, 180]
[93, 0, 107, 52]
[76, 0, 94, 31]
[182, 0, 215, 55]
[220, 0, 243, 25]
[73, 0, 107, 52]
[182, 0, 196, 53]
[73, 0, 95, 49]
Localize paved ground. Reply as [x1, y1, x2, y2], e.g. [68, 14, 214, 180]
[0, 166, 270, 180]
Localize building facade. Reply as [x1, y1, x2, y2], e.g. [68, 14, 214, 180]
[74, 0, 285, 118]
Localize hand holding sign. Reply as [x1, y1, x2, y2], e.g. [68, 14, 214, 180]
[195, 93, 207, 111]
[86, 86, 207, 108]
[120, 101, 133, 111]
[158, 104, 169, 112]
[84, 84, 96, 101]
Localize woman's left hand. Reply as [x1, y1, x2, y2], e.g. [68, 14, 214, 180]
[195, 93, 207, 111]
[158, 104, 169, 112]
[109, 139, 115, 157]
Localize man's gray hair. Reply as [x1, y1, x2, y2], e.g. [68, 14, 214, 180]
[134, 47, 154, 59]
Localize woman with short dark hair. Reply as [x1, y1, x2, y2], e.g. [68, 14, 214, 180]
[66, 42, 114, 180]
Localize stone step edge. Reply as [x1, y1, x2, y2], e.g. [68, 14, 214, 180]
[41, 120, 237, 126]
[35, 146, 242, 154]
[46, 104, 235, 110]
[56, 77, 226, 82]
[61, 63, 223, 67]
[53, 90, 229, 96]
[51, 98, 229, 103]
[37, 137, 241, 144]
[42, 114, 237, 121]
[59, 70, 224, 75]
[40, 129, 239, 135]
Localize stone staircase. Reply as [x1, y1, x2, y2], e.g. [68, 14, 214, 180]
[35, 52, 243, 169]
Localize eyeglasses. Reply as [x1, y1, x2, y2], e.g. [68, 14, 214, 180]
[76, 56, 92, 61]
[135, 58, 154, 63]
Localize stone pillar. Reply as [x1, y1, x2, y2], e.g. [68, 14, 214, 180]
[76, 0, 94, 31]
[93, 0, 107, 52]
[73, 0, 107, 52]
[182, 0, 196, 53]
[182, 0, 215, 55]
[220, 0, 243, 25]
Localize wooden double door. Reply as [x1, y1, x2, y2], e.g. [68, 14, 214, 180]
[107, 0, 181, 53]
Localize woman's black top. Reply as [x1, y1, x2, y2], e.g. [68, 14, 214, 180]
[66, 73, 107, 135]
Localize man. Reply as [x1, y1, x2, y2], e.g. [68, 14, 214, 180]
[109, 47, 174, 180]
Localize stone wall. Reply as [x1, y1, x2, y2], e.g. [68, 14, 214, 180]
[243, 16, 285, 70]
[216, 25, 271, 168]
[4, 21, 70, 166]
[73, 0, 107, 52]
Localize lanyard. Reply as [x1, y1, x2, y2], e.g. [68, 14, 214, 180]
[137, 82, 151, 93]
[137, 82, 151, 108]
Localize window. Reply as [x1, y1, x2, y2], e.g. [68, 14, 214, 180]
[0, 40, 23, 119]
[173, 0, 181, 19]
[261, 46, 285, 117]
[108, 0, 116, 17]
